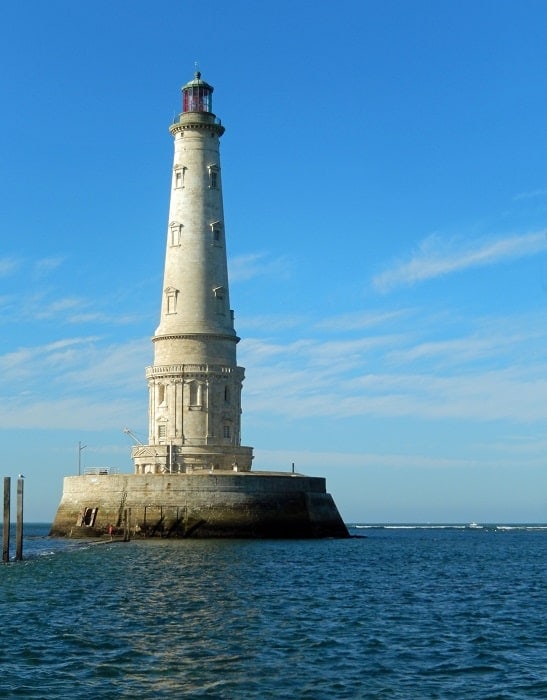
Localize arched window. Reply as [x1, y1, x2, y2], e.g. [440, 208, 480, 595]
[189, 381, 203, 408]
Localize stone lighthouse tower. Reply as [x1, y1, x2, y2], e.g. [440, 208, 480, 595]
[132, 72, 253, 475]
[50, 73, 349, 539]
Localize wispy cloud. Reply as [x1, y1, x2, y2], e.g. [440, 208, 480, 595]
[33, 256, 65, 277]
[373, 230, 547, 292]
[244, 362, 547, 423]
[240, 306, 547, 424]
[33, 297, 86, 320]
[314, 310, 407, 332]
[0, 257, 20, 278]
[0, 396, 143, 431]
[0, 255, 63, 281]
[254, 442, 547, 473]
[513, 188, 547, 201]
[237, 313, 305, 333]
[229, 252, 292, 282]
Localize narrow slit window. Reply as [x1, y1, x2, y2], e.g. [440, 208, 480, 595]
[210, 221, 223, 245]
[213, 286, 225, 315]
[208, 165, 219, 189]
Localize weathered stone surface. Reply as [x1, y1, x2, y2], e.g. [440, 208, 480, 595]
[49, 472, 349, 539]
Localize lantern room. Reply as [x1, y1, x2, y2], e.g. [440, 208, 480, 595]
[182, 71, 214, 113]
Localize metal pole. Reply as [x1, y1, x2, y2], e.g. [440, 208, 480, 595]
[78, 441, 87, 475]
[3, 477, 10, 563]
[15, 478, 23, 561]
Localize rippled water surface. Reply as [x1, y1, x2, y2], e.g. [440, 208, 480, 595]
[1, 524, 547, 698]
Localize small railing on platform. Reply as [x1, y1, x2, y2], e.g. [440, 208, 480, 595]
[83, 467, 120, 476]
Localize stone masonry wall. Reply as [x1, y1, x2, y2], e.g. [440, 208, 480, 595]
[50, 472, 349, 539]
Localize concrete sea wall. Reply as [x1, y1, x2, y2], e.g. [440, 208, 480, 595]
[50, 472, 349, 539]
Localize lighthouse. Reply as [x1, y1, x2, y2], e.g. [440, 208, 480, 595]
[50, 73, 349, 539]
[131, 72, 253, 475]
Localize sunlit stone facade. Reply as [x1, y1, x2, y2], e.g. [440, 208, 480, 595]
[132, 73, 253, 475]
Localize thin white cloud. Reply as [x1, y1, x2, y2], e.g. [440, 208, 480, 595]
[244, 364, 547, 423]
[373, 230, 547, 292]
[0, 257, 20, 278]
[240, 307, 547, 424]
[513, 188, 547, 201]
[229, 251, 292, 282]
[0, 255, 63, 281]
[254, 448, 486, 472]
[0, 337, 149, 429]
[0, 337, 101, 380]
[33, 297, 85, 320]
[33, 256, 65, 277]
[237, 313, 305, 332]
[0, 396, 143, 430]
[314, 310, 407, 332]
[253, 443, 547, 472]
[386, 325, 539, 368]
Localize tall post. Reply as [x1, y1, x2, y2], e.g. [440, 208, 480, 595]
[78, 441, 87, 476]
[15, 477, 23, 561]
[3, 477, 10, 563]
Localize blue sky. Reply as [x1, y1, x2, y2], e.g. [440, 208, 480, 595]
[1, 1, 547, 523]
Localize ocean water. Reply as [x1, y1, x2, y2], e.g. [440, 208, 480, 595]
[1, 523, 547, 699]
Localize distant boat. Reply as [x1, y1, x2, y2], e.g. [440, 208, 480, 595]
[468, 522, 482, 529]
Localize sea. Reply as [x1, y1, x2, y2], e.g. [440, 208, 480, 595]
[1, 523, 546, 699]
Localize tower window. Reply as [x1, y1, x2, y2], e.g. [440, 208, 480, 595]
[208, 165, 219, 189]
[165, 287, 178, 314]
[169, 222, 182, 246]
[223, 425, 231, 439]
[224, 386, 230, 403]
[189, 381, 203, 408]
[210, 221, 223, 245]
[158, 425, 166, 439]
[158, 384, 166, 406]
[174, 166, 186, 189]
[213, 286, 225, 315]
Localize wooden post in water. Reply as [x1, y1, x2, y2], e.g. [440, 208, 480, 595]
[3, 477, 10, 563]
[124, 508, 131, 542]
[15, 477, 24, 561]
